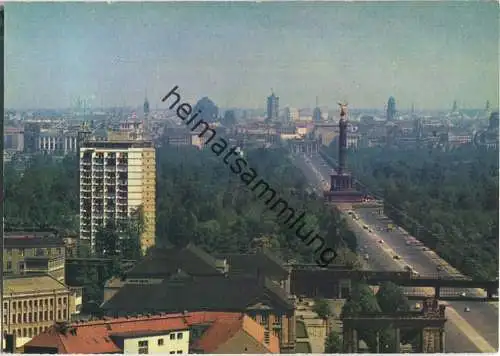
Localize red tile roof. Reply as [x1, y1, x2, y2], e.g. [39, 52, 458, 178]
[25, 311, 278, 354]
[193, 314, 280, 353]
[25, 313, 189, 354]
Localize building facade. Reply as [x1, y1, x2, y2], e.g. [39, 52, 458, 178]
[3, 232, 66, 283]
[4, 126, 24, 152]
[267, 92, 280, 121]
[2, 275, 80, 349]
[79, 140, 156, 254]
[38, 130, 79, 155]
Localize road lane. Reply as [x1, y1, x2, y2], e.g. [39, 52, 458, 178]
[293, 152, 499, 353]
[354, 208, 499, 350]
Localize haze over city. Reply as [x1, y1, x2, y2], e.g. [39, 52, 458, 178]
[6, 1, 499, 111]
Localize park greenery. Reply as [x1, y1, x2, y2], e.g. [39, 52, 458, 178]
[327, 143, 499, 280]
[4, 136, 361, 303]
[154, 138, 358, 263]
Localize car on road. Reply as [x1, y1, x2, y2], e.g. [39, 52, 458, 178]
[414, 303, 421, 310]
[422, 247, 429, 251]
[378, 239, 384, 243]
[464, 307, 471, 312]
[460, 292, 467, 297]
[368, 229, 373, 233]
[363, 225, 368, 229]
[393, 255, 401, 260]
[364, 254, 369, 260]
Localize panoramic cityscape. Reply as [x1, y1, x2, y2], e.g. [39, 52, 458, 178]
[2, 1, 499, 354]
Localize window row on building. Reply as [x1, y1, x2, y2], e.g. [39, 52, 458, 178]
[4, 296, 67, 311]
[11, 325, 50, 339]
[4, 308, 68, 324]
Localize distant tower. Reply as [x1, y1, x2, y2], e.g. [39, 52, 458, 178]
[387, 97, 396, 121]
[143, 91, 150, 136]
[313, 96, 322, 122]
[485, 100, 490, 112]
[267, 90, 279, 121]
[452, 100, 458, 113]
[338, 103, 348, 175]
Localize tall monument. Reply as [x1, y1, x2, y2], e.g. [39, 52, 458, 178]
[324, 103, 364, 203]
[338, 102, 348, 175]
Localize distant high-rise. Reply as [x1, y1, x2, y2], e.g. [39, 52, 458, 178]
[452, 100, 458, 113]
[144, 96, 150, 117]
[267, 91, 279, 121]
[143, 93, 150, 136]
[284, 107, 299, 122]
[387, 97, 396, 121]
[313, 96, 322, 122]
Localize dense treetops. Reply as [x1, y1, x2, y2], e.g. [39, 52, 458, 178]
[334, 144, 499, 280]
[4, 141, 358, 265]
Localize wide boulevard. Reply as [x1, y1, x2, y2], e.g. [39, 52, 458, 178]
[292, 152, 498, 353]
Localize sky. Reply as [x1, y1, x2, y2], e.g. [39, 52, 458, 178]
[5, 1, 499, 111]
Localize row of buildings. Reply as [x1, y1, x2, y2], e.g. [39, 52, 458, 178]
[2, 231, 83, 349]
[4, 243, 336, 353]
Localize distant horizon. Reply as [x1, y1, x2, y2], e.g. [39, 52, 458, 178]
[6, 2, 499, 110]
[5, 105, 497, 115]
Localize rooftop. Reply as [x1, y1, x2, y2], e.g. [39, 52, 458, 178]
[25, 313, 190, 354]
[5, 234, 64, 248]
[192, 313, 280, 353]
[25, 311, 275, 354]
[81, 140, 154, 150]
[102, 274, 293, 315]
[125, 244, 222, 279]
[4, 275, 67, 295]
[216, 249, 289, 280]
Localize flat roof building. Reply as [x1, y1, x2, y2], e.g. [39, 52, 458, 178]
[79, 140, 156, 254]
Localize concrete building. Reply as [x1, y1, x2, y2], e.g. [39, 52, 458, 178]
[284, 107, 300, 122]
[267, 91, 280, 121]
[38, 129, 78, 155]
[387, 97, 397, 121]
[79, 140, 156, 254]
[3, 232, 66, 283]
[2, 275, 81, 349]
[4, 127, 24, 152]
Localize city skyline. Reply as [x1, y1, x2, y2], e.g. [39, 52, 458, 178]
[6, 2, 499, 110]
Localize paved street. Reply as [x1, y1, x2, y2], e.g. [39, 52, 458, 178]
[292, 152, 499, 353]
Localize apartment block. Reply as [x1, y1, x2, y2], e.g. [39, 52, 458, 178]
[79, 140, 156, 254]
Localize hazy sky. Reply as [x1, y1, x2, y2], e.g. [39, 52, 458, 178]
[5, 1, 499, 110]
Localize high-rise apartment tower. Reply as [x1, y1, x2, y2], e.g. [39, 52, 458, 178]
[79, 140, 156, 254]
[267, 91, 280, 121]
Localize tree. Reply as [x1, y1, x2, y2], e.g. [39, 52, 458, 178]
[95, 220, 119, 258]
[325, 330, 343, 353]
[312, 298, 330, 319]
[376, 281, 410, 313]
